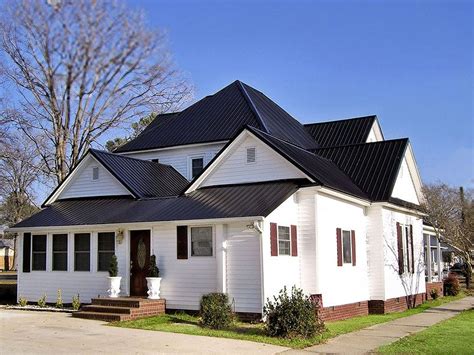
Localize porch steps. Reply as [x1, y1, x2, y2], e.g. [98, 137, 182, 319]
[72, 297, 166, 322]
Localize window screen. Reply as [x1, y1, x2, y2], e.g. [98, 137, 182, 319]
[53, 234, 68, 271]
[278, 226, 290, 256]
[32, 235, 47, 271]
[74, 233, 90, 271]
[191, 227, 212, 256]
[98, 232, 115, 272]
[191, 158, 204, 179]
[342, 230, 352, 264]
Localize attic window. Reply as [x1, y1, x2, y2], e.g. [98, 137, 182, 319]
[246, 147, 256, 163]
[92, 166, 99, 180]
[151, 159, 159, 163]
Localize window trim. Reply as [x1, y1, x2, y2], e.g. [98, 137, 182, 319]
[52, 233, 68, 272]
[91, 166, 99, 181]
[189, 225, 214, 257]
[188, 155, 205, 180]
[97, 231, 116, 272]
[31, 234, 47, 271]
[342, 229, 352, 264]
[74, 233, 91, 272]
[246, 146, 257, 164]
[277, 225, 291, 256]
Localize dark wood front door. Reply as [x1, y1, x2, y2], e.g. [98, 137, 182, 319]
[130, 230, 151, 297]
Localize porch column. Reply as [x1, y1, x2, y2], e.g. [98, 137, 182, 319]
[426, 234, 432, 282]
[436, 237, 442, 281]
[215, 224, 227, 293]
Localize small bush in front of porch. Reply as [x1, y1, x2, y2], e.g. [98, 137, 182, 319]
[56, 289, 63, 308]
[263, 286, 325, 339]
[72, 294, 81, 311]
[18, 297, 28, 307]
[430, 288, 439, 300]
[108, 254, 118, 277]
[444, 274, 461, 296]
[200, 293, 233, 329]
[37, 294, 47, 308]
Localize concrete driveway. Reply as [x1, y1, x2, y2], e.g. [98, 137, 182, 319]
[0, 309, 288, 354]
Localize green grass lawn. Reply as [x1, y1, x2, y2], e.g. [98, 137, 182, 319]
[377, 309, 474, 354]
[111, 293, 466, 349]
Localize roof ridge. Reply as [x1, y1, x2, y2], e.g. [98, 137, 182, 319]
[92, 148, 173, 168]
[313, 137, 409, 151]
[236, 80, 270, 133]
[304, 115, 376, 127]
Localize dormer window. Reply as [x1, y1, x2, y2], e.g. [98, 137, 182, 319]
[246, 147, 256, 163]
[92, 166, 99, 181]
[190, 157, 204, 179]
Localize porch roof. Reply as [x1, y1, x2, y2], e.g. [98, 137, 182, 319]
[12, 180, 302, 229]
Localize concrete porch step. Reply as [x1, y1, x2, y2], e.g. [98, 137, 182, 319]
[81, 305, 132, 314]
[72, 311, 130, 322]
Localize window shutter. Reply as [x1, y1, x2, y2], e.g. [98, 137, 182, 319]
[291, 225, 298, 257]
[351, 230, 356, 266]
[270, 222, 278, 256]
[396, 222, 404, 274]
[336, 228, 342, 266]
[23, 232, 31, 273]
[410, 225, 414, 274]
[177, 226, 188, 259]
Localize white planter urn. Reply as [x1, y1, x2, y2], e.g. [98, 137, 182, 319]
[107, 276, 122, 298]
[146, 277, 162, 299]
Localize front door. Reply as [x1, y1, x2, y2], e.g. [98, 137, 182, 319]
[130, 230, 151, 297]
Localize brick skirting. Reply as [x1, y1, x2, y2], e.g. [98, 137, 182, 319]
[426, 281, 443, 300]
[319, 301, 369, 321]
[368, 293, 426, 314]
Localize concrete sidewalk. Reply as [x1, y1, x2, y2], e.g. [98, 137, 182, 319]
[285, 296, 474, 354]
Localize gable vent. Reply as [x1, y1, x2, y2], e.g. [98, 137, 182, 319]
[92, 166, 99, 180]
[246, 147, 256, 163]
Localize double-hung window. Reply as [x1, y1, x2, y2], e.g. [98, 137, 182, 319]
[278, 226, 291, 256]
[190, 157, 204, 179]
[98, 232, 115, 272]
[52, 234, 68, 271]
[191, 227, 213, 256]
[32, 235, 47, 271]
[342, 230, 352, 264]
[74, 233, 90, 271]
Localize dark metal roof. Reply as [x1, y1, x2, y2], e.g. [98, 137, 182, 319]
[89, 149, 189, 198]
[115, 80, 317, 153]
[304, 115, 377, 148]
[247, 127, 367, 199]
[13, 181, 301, 228]
[314, 139, 409, 201]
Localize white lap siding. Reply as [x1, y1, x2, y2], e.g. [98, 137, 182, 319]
[366, 205, 385, 300]
[225, 223, 262, 313]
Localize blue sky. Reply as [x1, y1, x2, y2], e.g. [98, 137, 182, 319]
[129, 0, 473, 188]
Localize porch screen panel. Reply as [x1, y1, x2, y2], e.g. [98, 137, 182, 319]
[32, 235, 47, 271]
[53, 234, 68, 271]
[74, 233, 90, 271]
[22, 233, 31, 272]
[98, 232, 115, 272]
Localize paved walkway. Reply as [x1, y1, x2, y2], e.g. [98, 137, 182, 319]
[286, 296, 474, 354]
[0, 309, 288, 354]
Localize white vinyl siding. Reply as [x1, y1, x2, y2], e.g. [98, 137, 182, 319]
[391, 157, 420, 205]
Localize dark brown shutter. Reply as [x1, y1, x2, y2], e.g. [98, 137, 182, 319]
[410, 225, 414, 274]
[336, 228, 342, 266]
[270, 223, 278, 256]
[291, 225, 298, 257]
[351, 230, 356, 266]
[23, 232, 31, 273]
[177, 226, 188, 259]
[396, 222, 404, 274]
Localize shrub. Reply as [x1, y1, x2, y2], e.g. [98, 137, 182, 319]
[148, 255, 160, 277]
[200, 293, 233, 329]
[37, 294, 47, 308]
[56, 289, 63, 308]
[72, 294, 81, 311]
[18, 297, 28, 307]
[108, 254, 118, 277]
[444, 273, 461, 296]
[430, 288, 439, 300]
[263, 286, 324, 339]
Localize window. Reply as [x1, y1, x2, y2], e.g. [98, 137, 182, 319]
[246, 147, 256, 163]
[32, 235, 47, 271]
[74, 233, 90, 271]
[399, 224, 414, 274]
[92, 166, 99, 180]
[190, 157, 204, 179]
[53, 234, 68, 271]
[278, 226, 290, 256]
[342, 230, 352, 264]
[98, 232, 115, 271]
[191, 227, 212, 256]
[151, 158, 159, 163]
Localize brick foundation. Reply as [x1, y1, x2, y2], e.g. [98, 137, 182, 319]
[426, 281, 443, 300]
[319, 301, 369, 321]
[368, 293, 426, 314]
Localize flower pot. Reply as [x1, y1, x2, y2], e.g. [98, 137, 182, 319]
[107, 276, 122, 298]
[146, 277, 162, 299]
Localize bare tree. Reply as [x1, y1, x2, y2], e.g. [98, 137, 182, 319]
[422, 183, 474, 288]
[0, 0, 192, 184]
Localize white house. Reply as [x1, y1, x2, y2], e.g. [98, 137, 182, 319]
[9, 80, 430, 321]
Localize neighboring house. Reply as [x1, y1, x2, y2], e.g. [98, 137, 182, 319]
[0, 225, 15, 271]
[9, 80, 428, 321]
